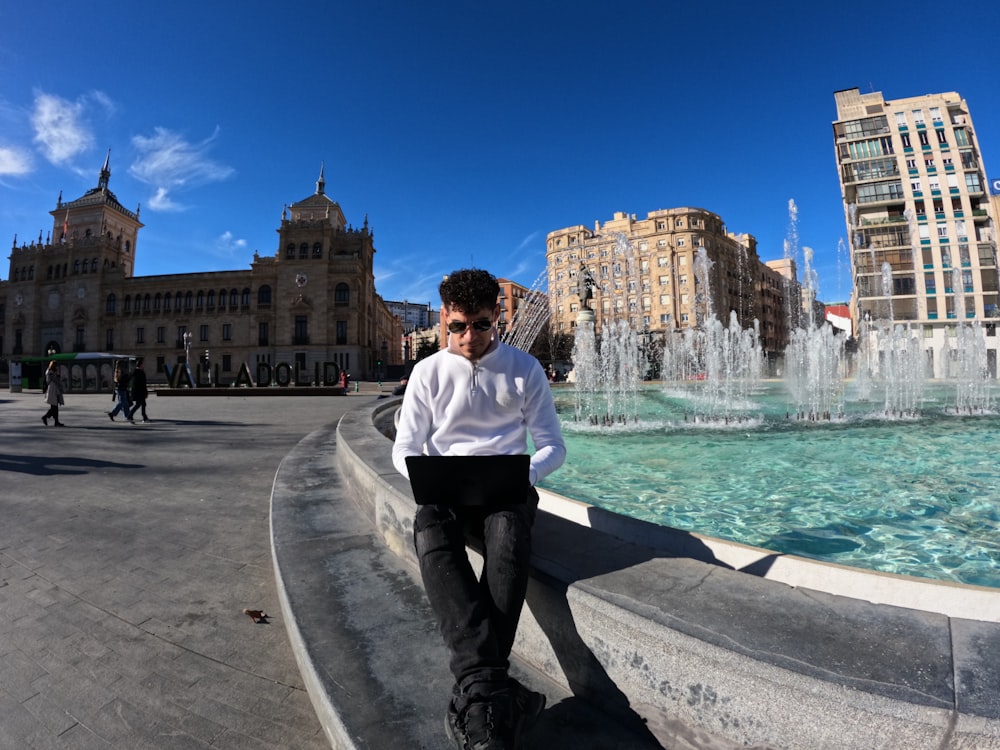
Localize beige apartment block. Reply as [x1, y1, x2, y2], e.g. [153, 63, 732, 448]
[2, 161, 402, 385]
[546, 208, 795, 357]
[833, 87, 999, 377]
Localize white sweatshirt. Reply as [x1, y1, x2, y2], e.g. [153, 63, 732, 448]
[391, 338, 566, 487]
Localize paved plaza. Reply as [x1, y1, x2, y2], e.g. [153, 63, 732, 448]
[0, 389, 368, 749]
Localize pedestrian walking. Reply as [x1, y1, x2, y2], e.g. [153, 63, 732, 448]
[127, 359, 150, 422]
[108, 362, 133, 422]
[41, 360, 66, 427]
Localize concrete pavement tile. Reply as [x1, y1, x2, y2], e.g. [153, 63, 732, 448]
[0, 647, 52, 701]
[46, 722, 114, 749]
[158, 649, 224, 687]
[61, 629, 114, 661]
[75, 697, 196, 749]
[173, 692, 309, 745]
[202, 727, 289, 750]
[44, 671, 119, 716]
[21, 690, 80, 736]
[78, 578, 148, 612]
[125, 563, 174, 588]
[91, 690, 227, 746]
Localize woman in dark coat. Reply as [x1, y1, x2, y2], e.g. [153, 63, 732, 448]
[42, 360, 66, 426]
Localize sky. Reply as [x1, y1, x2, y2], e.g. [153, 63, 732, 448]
[3, 1, 999, 309]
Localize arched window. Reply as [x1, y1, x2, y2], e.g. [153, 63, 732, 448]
[163, 292, 171, 311]
[13, 268, 19, 281]
[207, 290, 215, 309]
[257, 285, 272, 307]
[175, 291, 183, 311]
[124, 295, 132, 314]
[286, 243, 295, 258]
[47, 265, 54, 280]
[299, 243, 308, 258]
[91, 258, 98, 272]
[196, 290, 205, 309]
[312, 242, 322, 258]
[125, 240, 131, 253]
[241, 288, 250, 308]
[218, 289, 227, 310]
[334, 283, 350, 306]
[143, 294, 151, 313]
[154, 293, 162, 312]
[74, 259, 80, 274]
[106, 293, 117, 315]
[184, 291, 193, 310]
[28, 265, 34, 279]
[230, 289, 238, 308]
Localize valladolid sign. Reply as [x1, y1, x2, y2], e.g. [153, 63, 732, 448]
[163, 360, 343, 389]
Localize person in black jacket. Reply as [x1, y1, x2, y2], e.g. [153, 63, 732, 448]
[127, 360, 150, 422]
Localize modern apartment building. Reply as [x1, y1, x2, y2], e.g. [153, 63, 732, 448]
[833, 87, 999, 377]
[2, 160, 402, 385]
[546, 208, 795, 357]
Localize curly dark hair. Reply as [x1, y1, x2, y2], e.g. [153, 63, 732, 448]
[439, 269, 500, 313]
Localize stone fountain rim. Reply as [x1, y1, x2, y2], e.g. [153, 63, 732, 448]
[536, 486, 1000, 622]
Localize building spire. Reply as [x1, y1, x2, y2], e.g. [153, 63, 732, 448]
[98, 148, 111, 190]
[316, 161, 325, 195]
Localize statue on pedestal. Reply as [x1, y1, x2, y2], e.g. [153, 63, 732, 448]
[577, 263, 596, 310]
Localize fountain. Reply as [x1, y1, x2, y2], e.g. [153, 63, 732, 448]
[501, 269, 552, 353]
[554, 208, 999, 589]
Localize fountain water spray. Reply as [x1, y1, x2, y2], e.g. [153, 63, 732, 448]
[660, 248, 763, 423]
[502, 268, 551, 352]
[949, 267, 992, 414]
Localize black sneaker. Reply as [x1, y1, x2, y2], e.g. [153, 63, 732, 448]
[508, 678, 545, 746]
[445, 697, 511, 750]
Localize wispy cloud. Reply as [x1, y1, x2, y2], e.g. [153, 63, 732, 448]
[508, 232, 547, 284]
[30, 91, 96, 166]
[0, 145, 33, 176]
[515, 231, 539, 252]
[129, 126, 235, 212]
[375, 260, 445, 304]
[215, 230, 248, 257]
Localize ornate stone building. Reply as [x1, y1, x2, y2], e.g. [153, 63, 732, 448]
[546, 207, 795, 357]
[1, 159, 401, 385]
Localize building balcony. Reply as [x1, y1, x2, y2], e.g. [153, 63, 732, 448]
[859, 215, 907, 226]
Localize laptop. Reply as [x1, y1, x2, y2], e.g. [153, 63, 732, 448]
[404, 455, 531, 506]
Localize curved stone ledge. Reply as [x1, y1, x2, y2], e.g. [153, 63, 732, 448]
[274, 399, 1000, 749]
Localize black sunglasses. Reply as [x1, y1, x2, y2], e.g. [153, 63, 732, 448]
[447, 318, 493, 334]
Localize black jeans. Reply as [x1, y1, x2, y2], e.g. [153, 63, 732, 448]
[128, 398, 148, 420]
[414, 489, 538, 702]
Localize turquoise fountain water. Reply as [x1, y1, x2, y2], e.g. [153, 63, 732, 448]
[543, 382, 1000, 588]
